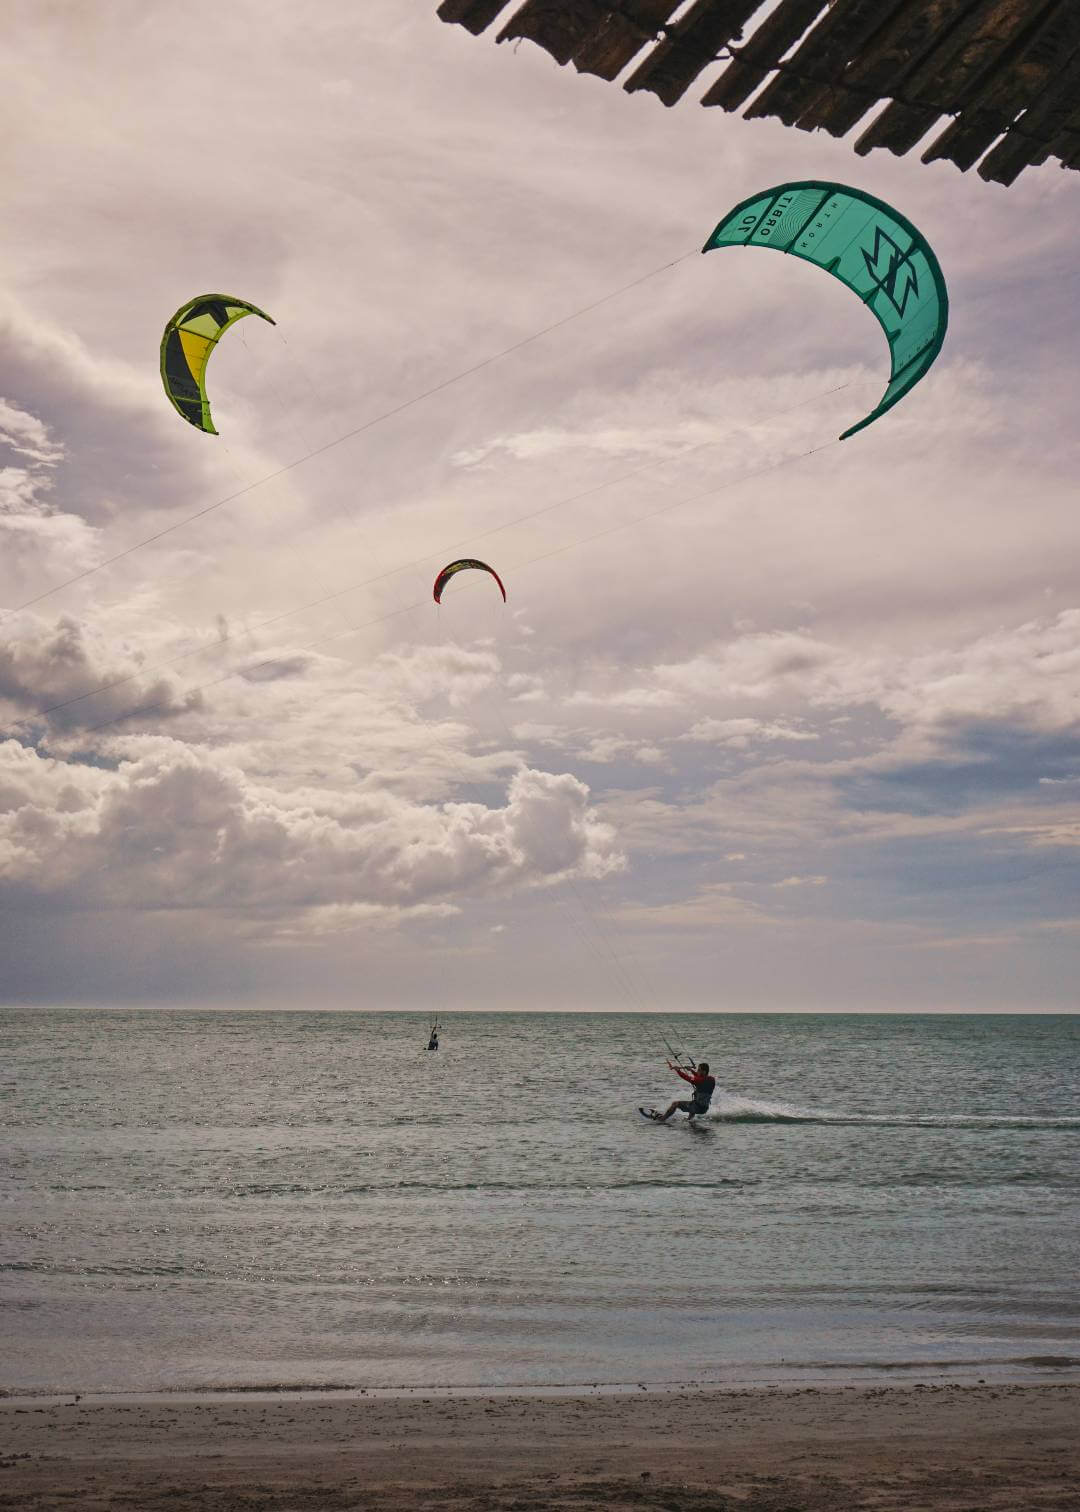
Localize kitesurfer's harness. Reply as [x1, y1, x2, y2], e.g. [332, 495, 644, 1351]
[676, 1066, 715, 1113]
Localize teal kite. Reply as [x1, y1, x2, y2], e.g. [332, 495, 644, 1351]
[160, 295, 275, 434]
[703, 182, 947, 440]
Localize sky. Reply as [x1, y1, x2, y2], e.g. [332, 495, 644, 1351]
[2, 1, 1079, 1012]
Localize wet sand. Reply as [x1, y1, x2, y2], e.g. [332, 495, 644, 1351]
[1, 1381, 1077, 1510]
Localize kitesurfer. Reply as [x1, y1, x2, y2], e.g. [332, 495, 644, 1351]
[642, 1061, 715, 1122]
[427, 1025, 439, 1051]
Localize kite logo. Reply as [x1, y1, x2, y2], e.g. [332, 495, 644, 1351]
[861, 228, 920, 317]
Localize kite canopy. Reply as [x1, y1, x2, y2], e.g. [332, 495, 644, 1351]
[703, 182, 947, 440]
[433, 559, 507, 604]
[160, 295, 275, 434]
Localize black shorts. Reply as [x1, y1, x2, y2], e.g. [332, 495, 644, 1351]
[677, 1100, 709, 1116]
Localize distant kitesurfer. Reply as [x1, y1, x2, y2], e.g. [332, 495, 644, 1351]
[427, 1026, 439, 1051]
[641, 1061, 715, 1123]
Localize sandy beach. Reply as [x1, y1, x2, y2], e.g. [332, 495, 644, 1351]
[2, 1381, 1077, 1511]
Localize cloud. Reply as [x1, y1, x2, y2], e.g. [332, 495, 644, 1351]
[274, 901, 460, 936]
[867, 611, 1080, 735]
[237, 651, 317, 683]
[655, 632, 842, 705]
[616, 883, 767, 931]
[452, 417, 732, 469]
[0, 393, 100, 586]
[575, 734, 668, 765]
[374, 643, 502, 708]
[836, 724, 1080, 818]
[0, 741, 623, 929]
[567, 685, 681, 710]
[623, 610, 1080, 813]
[682, 717, 819, 748]
[0, 616, 202, 731]
[0, 397, 64, 466]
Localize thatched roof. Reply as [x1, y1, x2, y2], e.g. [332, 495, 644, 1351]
[437, 0, 1080, 185]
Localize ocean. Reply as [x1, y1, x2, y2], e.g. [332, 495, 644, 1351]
[2, 1009, 1078, 1395]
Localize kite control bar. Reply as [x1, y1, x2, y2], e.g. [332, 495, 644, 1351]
[662, 1032, 696, 1071]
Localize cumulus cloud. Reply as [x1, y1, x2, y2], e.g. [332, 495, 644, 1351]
[655, 631, 841, 704]
[374, 643, 502, 708]
[0, 616, 202, 732]
[639, 610, 1080, 773]
[788, 612, 1080, 818]
[575, 734, 667, 765]
[866, 612, 1080, 736]
[0, 397, 64, 467]
[0, 394, 100, 586]
[0, 741, 623, 929]
[682, 717, 819, 748]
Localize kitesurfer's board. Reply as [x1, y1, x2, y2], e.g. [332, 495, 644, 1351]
[640, 1105, 712, 1130]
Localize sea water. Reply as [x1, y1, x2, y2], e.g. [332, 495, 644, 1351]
[2, 1009, 1078, 1393]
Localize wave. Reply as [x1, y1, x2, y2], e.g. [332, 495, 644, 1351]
[159, 1357, 1080, 1391]
[238, 1176, 754, 1197]
[703, 1097, 1080, 1131]
[8, 1355, 1076, 1399]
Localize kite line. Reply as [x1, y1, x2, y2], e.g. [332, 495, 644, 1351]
[2, 252, 698, 623]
